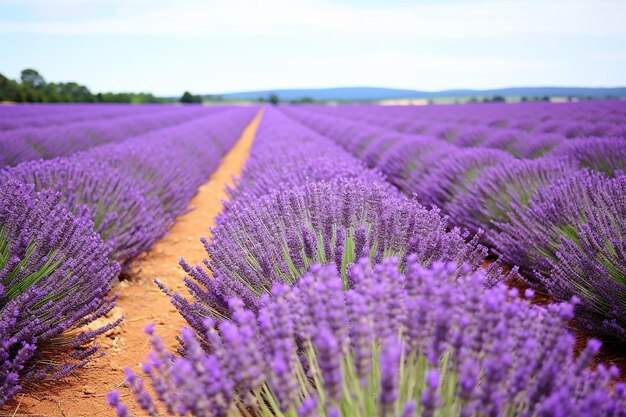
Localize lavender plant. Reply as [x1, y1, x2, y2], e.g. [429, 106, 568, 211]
[447, 157, 578, 241]
[1, 156, 162, 263]
[375, 137, 455, 193]
[0, 180, 120, 405]
[413, 148, 514, 211]
[551, 138, 626, 177]
[517, 134, 565, 158]
[474, 129, 529, 157]
[171, 177, 486, 328]
[493, 170, 626, 340]
[114, 258, 626, 417]
[225, 110, 386, 207]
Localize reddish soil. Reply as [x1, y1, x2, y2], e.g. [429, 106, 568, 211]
[0, 110, 262, 417]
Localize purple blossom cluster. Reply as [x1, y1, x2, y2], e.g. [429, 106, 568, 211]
[446, 157, 578, 241]
[115, 258, 626, 416]
[1, 180, 120, 404]
[0, 106, 256, 404]
[281, 102, 626, 342]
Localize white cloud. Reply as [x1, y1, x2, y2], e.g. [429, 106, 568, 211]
[1, 0, 625, 38]
[214, 51, 553, 92]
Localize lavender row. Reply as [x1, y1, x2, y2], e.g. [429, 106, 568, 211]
[0, 104, 169, 131]
[0, 103, 118, 119]
[281, 107, 624, 193]
[308, 100, 626, 139]
[224, 108, 387, 207]
[116, 109, 625, 416]
[0, 105, 227, 169]
[0, 107, 257, 405]
[1, 107, 258, 263]
[290, 105, 626, 161]
[282, 106, 626, 342]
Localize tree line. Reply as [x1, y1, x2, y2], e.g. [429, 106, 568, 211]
[0, 69, 166, 104]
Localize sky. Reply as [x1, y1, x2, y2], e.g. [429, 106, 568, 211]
[1, 0, 625, 96]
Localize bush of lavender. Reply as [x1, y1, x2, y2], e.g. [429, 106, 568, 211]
[517, 134, 565, 159]
[376, 137, 455, 193]
[113, 258, 626, 417]
[1, 156, 162, 263]
[448, 157, 577, 241]
[413, 148, 514, 212]
[493, 170, 626, 340]
[0, 180, 120, 405]
[551, 138, 626, 178]
[280, 108, 391, 160]
[225, 110, 386, 207]
[170, 177, 486, 328]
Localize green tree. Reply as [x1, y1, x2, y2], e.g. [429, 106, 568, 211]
[268, 94, 279, 105]
[180, 91, 201, 103]
[1, 68, 168, 104]
[21, 68, 46, 89]
[0, 74, 24, 102]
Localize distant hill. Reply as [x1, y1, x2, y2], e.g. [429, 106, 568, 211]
[213, 86, 626, 102]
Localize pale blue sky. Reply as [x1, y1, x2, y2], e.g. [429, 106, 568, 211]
[1, 0, 625, 96]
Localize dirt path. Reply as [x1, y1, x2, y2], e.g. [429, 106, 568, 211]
[2, 110, 262, 417]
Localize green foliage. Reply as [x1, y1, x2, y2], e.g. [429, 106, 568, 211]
[21, 68, 46, 89]
[269, 94, 280, 105]
[0, 69, 165, 103]
[288, 96, 315, 104]
[233, 344, 460, 417]
[180, 91, 203, 104]
[0, 227, 63, 303]
[0, 74, 23, 102]
[481, 96, 506, 103]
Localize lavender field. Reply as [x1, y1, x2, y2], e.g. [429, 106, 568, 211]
[1, 101, 626, 416]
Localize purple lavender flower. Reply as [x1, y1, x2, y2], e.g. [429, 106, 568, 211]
[225, 109, 387, 208]
[117, 258, 626, 416]
[378, 338, 402, 416]
[493, 170, 626, 340]
[175, 176, 485, 328]
[413, 148, 514, 212]
[313, 326, 343, 402]
[551, 138, 626, 177]
[107, 390, 131, 417]
[0, 180, 120, 405]
[447, 156, 577, 241]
